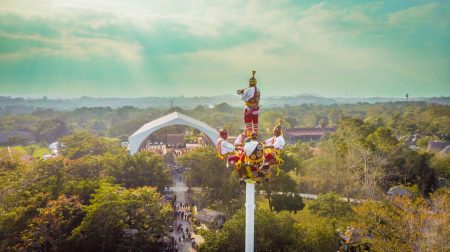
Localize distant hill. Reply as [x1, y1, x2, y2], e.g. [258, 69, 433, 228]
[0, 95, 448, 113]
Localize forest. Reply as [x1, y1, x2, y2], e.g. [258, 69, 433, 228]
[0, 101, 449, 251]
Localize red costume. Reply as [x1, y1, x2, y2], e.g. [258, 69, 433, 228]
[238, 71, 260, 137]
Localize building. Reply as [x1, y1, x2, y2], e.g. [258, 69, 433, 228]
[439, 146, 450, 156]
[166, 133, 185, 146]
[128, 112, 218, 155]
[387, 186, 414, 198]
[284, 127, 335, 144]
[427, 141, 450, 153]
[195, 208, 226, 229]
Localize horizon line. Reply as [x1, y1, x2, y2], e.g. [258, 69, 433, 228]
[1, 94, 449, 100]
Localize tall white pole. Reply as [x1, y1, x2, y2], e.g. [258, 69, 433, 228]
[245, 181, 255, 252]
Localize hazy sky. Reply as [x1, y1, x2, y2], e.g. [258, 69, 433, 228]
[0, 0, 449, 97]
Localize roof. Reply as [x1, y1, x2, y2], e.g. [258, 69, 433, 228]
[427, 141, 449, 152]
[284, 127, 335, 137]
[128, 112, 218, 155]
[195, 208, 226, 224]
[387, 186, 413, 198]
[167, 134, 185, 145]
[439, 145, 450, 156]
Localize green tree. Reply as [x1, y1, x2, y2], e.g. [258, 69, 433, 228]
[386, 148, 437, 196]
[309, 193, 352, 230]
[270, 193, 305, 213]
[0, 193, 50, 250]
[62, 179, 102, 205]
[294, 220, 336, 252]
[366, 127, 398, 153]
[260, 170, 297, 210]
[35, 118, 69, 143]
[200, 209, 298, 252]
[103, 151, 171, 191]
[66, 155, 104, 180]
[70, 182, 172, 252]
[353, 190, 450, 252]
[431, 154, 450, 180]
[59, 132, 120, 159]
[31, 157, 67, 198]
[20, 195, 84, 251]
[179, 147, 236, 203]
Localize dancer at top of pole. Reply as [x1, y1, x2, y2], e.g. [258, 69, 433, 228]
[260, 123, 285, 181]
[215, 71, 285, 184]
[234, 131, 247, 147]
[242, 131, 265, 183]
[216, 128, 244, 167]
[237, 71, 260, 138]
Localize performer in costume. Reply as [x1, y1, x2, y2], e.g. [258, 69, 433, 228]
[243, 131, 264, 181]
[234, 131, 247, 148]
[260, 124, 285, 179]
[237, 71, 260, 137]
[216, 128, 242, 167]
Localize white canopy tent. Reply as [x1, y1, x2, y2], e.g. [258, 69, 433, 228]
[128, 112, 219, 155]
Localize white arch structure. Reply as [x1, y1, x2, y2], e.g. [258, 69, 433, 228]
[128, 112, 219, 155]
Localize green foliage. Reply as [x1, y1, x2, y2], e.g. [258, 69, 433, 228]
[200, 209, 299, 252]
[309, 193, 352, 228]
[0, 102, 449, 250]
[179, 147, 238, 203]
[62, 179, 102, 204]
[386, 148, 437, 196]
[366, 127, 398, 153]
[354, 193, 450, 251]
[31, 157, 67, 198]
[431, 154, 450, 180]
[270, 193, 305, 213]
[70, 182, 172, 252]
[65, 155, 104, 180]
[294, 220, 337, 252]
[262, 170, 298, 193]
[103, 151, 171, 190]
[259, 170, 298, 210]
[201, 207, 338, 252]
[35, 118, 69, 143]
[20, 195, 84, 251]
[59, 132, 121, 159]
[0, 193, 50, 250]
[0, 160, 19, 171]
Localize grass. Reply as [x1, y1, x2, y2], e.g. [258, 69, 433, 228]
[0, 144, 51, 161]
[13, 145, 51, 158]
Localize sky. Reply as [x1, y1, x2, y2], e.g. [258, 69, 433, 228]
[0, 0, 449, 98]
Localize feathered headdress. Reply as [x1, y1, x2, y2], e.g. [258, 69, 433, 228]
[249, 70, 257, 86]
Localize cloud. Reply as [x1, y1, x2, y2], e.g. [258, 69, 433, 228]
[0, 0, 448, 97]
[388, 3, 442, 25]
[0, 30, 143, 63]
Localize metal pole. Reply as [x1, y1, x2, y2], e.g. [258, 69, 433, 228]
[245, 181, 255, 252]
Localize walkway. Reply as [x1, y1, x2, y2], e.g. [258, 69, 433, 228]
[169, 177, 200, 252]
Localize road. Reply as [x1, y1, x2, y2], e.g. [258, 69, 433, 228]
[169, 177, 203, 252]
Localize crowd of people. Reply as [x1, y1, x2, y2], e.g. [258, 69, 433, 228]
[167, 201, 197, 251]
[174, 202, 193, 222]
[144, 144, 203, 157]
[157, 236, 179, 252]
